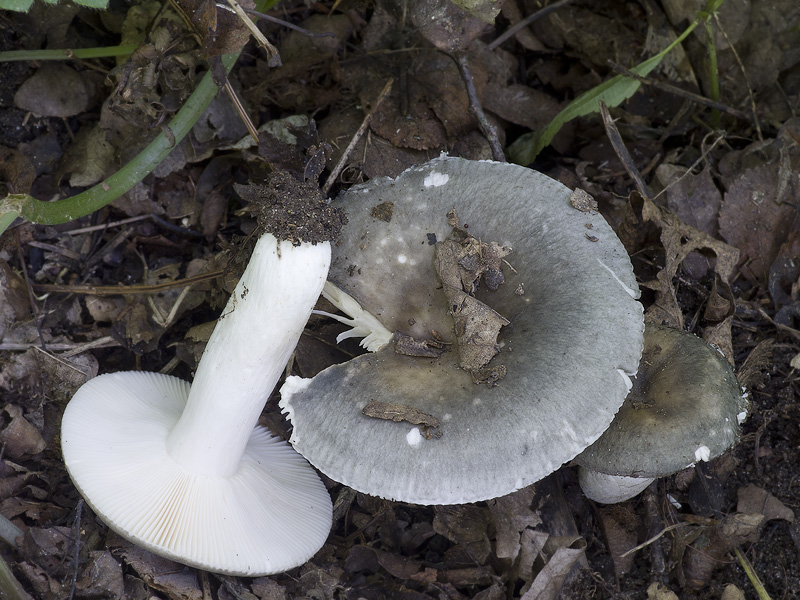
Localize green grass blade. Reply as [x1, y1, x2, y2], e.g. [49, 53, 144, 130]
[507, 14, 701, 164]
[0, 0, 34, 12]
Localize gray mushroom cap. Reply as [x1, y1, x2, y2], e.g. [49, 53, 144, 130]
[280, 157, 644, 504]
[576, 323, 748, 479]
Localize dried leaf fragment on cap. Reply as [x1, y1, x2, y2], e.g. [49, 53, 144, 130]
[434, 211, 510, 380]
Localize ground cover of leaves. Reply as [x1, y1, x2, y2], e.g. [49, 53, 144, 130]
[1, 0, 800, 598]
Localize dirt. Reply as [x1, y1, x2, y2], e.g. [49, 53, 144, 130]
[1, 0, 800, 599]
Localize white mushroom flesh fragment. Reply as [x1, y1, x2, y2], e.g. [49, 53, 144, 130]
[316, 281, 394, 352]
[406, 427, 424, 447]
[695, 445, 711, 462]
[423, 171, 450, 187]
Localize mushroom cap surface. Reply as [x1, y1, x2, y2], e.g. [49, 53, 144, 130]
[280, 156, 644, 504]
[576, 323, 747, 479]
[61, 371, 333, 576]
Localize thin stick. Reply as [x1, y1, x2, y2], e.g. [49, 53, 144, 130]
[599, 101, 650, 197]
[32, 270, 224, 296]
[488, 0, 574, 51]
[608, 62, 753, 122]
[223, 0, 280, 63]
[240, 7, 337, 38]
[322, 78, 394, 195]
[223, 80, 259, 144]
[619, 522, 687, 558]
[712, 12, 762, 141]
[66, 500, 84, 600]
[734, 547, 773, 600]
[455, 53, 505, 162]
[16, 230, 46, 350]
[652, 130, 726, 201]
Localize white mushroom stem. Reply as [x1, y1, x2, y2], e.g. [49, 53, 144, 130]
[313, 281, 393, 352]
[166, 233, 330, 477]
[578, 466, 654, 504]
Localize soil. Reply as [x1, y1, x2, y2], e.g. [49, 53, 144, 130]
[1, 1, 799, 599]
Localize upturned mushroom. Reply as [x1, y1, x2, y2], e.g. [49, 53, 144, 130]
[575, 323, 748, 504]
[280, 156, 644, 505]
[61, 178, 344, 575]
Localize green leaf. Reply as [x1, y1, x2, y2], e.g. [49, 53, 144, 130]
[0, 210, 20, 235]
[0, 0, 34, 12]
[74, 0, 109, 8]
[507, 14, 701, 164]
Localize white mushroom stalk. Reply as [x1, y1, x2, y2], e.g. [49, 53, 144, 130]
[166, 234, 330, 475]
[61, 227, 336, 575]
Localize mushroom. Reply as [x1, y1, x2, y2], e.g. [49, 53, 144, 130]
[279, 156, 644, 504]
[575, 323, 748, 504]
[61, 182, 343, 575]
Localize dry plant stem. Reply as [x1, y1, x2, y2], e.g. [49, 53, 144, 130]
[223, 79, 259, 143]
[608, 62, 752, 122]
[712, 12, 763, 141]
[619, 521, 688, 558]
[32, 269, 223, 295]
[702, 12, 721, 129]
[488, 0, 574, 50]
[15, 230, 46, 350]
[0, 337, 117, 352]
[322, 78, 394, 195]
[652, 130, 726, 201]
[454, 53, 505, 162]
[242, 8, 337, 38]
[223, 0, 279, 60]
[599, 101, 650, 196]
[734, 547, 773, 600]
[67, 500, 84, 600]
[643, 484, 668, 584]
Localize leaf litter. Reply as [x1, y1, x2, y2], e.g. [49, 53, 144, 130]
[2, 0, 800, 598]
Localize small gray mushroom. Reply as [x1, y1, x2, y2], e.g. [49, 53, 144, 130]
[576, 323, 748, 504]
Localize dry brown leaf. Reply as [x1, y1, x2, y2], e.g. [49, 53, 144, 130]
[489, 486, 542, 562]
[637, 195, 739, 360]
[75, 551, 125, 599]
[13, 64, 90, 118]
[434, 234, 510, 377]
[407, 0, 495, 53]
[345, 545, 422, 579]
[646, 582, 679, 600]
[433, 505, 492, 564]
[0, 405, 46, 459]
[520, 545, 585, 600]
[0, 146, 36, 195]
[176, 0, 254, 57]
[597, 506, 637, 576]
[113, 536, 203, 600]
[736, 484, 795, 522]
[719, 162, 799, 283]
